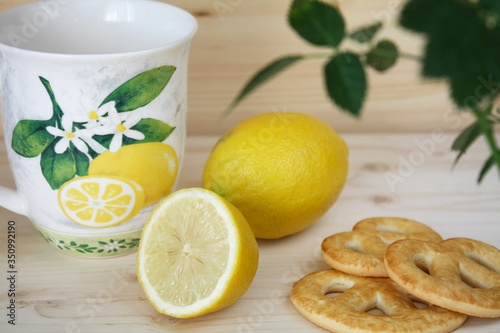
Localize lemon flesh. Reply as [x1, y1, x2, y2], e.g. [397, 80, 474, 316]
[58, 175, 145, 228]
[136, 188, 259, 318]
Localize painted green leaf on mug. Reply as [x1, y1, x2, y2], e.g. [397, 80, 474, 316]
[40, 142, 77, 190]
[125, 118, 176, 145]
[12, 77, 63, 158]
[39, 76, 64, 121]
[74, 149, 90, 177]
[93, 118, 175, 149]
[12, 119, 55, 158]
[100, 66, 177, 112]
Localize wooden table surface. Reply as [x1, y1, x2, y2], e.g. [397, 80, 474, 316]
[0, 133, 499, 333]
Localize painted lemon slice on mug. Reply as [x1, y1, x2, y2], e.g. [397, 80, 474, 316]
[58, 175, 145, 228]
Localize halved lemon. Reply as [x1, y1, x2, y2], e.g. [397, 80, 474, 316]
[136, 188, 259, 318]
[58, 175, 145, 228]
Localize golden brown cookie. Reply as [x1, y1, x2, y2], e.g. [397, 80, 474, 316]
[384, 238, 500, 318]
[290, 269, 467, 333]
[321, 217, 442, 277]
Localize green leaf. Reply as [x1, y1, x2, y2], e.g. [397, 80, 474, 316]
[93, 119, 176, 150]
[400, 0, 500, 108]
[400, 0, 481, 78]
[291, 0, 308, 7]
[39, 76, 64, 122]
[479, 0, 500, 16]
[70, 241, 77, 246]
[40, 141, 77, 190]
[421, 9, 494, 78]
[349, 22, 383, 44]
[223, 55, 305, 116]
[324, 52, 367, 116]
[451, 121, 482, 165]
[74, 149, 90, 177]
[11, 120, 55, 157]
[92, 134, 113, 150]
[399, 0, 443, 33]
[100, 66, 177, 112]
[98, 241, 108, 245]
[127, 239, 141, 248]
[123, 118, 175, 145]
[366, 40, 399, 72]
[478, 155, 495, 183]
[289, 0, 345, 47]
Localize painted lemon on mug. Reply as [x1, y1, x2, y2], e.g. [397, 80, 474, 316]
[89, 142, 178, 206]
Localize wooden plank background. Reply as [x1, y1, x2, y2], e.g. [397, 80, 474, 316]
[0, 0, 473, 137]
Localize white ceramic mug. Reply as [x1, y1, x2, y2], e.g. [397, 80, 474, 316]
[0, 0, 197, 258]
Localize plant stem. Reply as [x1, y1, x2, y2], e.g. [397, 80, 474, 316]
[366, 47, 422, 62]
[399, 52, 422, 61]
[303, 52, 335, 60]
[473, 106, 500, 178]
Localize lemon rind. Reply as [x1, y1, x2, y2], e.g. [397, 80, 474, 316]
[136, 188, 245, 318]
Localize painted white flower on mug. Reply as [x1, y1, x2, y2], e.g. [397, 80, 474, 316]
[73, 101, 117, 132]
[101, 240, 123, 252]
[103, 106, 145, 152]
[46, 114, 89, 154]
[46, 114, 107, 155]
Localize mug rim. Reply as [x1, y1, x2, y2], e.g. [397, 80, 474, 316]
[0, 0, 198, 58]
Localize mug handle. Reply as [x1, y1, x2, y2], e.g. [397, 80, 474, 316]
[0, 186, 27, 216]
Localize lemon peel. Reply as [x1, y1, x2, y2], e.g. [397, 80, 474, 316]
[203, 111, 349, 239]
[136, 188, 259, 318]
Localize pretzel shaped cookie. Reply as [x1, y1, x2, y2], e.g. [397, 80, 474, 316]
[321, 217, 442, 277]
[290, 269, 467, 333]
[385, 238, 500, 317]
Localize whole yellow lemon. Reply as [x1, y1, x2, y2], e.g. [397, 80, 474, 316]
[89, 142, 178, 207]
[203, 112, 349, 239]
